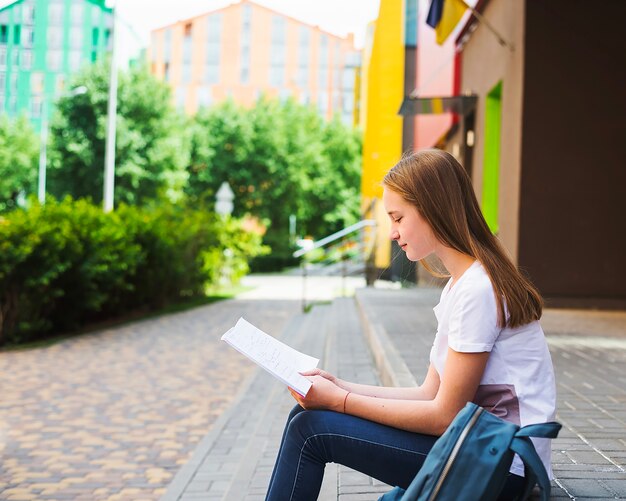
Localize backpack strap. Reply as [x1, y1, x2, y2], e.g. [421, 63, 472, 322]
[510, 436, 551, 501]
[516, 422, 561, 439]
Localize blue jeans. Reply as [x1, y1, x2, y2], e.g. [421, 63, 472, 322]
[265, 405, 525, 501]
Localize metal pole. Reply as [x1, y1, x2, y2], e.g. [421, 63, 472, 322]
[37, 101, 48, 204]
[103, 5, 118, 212]
[301, 260, 307, 313]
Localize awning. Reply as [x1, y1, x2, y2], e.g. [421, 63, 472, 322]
[398, 94, 477, 116]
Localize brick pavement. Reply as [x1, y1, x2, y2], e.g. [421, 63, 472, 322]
[0, 298, 300, 501]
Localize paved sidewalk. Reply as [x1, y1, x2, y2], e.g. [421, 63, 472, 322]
[0, 299, 300, 501]
[163, 281, 626, 501]
[356, 287, 626, 500]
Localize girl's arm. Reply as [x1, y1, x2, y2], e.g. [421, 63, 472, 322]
[302, 365, 441, 401]
[293, 348, 489, 436]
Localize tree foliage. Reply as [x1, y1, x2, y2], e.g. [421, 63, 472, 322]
[0, 197, 266, 346]
[0, 114, 39, 212]
[187, 98, 362, 258]
[47, 60, 189, 206]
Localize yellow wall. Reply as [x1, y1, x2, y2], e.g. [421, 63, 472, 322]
[360, 0, 405, 268]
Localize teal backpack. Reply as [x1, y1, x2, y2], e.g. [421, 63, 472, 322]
[379, 402, 561, 501]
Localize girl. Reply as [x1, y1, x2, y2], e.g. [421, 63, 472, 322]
[265, 149, 556, 501]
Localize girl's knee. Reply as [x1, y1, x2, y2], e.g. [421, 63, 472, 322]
[286, 409, 330, 444]
[287, 404, 305, 423]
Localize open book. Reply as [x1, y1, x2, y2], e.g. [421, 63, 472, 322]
[221, 317, 319, 396]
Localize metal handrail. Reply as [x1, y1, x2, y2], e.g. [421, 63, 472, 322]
[293, 219, 376, 258]
[295, 219, 377, 312]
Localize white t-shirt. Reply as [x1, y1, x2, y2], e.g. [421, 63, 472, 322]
[429, 261, 556, 478]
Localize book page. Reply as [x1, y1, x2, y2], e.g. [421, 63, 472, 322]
[221, 317, 319, 396]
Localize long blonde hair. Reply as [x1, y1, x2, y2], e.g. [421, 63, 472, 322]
[383, 149, 542, 328]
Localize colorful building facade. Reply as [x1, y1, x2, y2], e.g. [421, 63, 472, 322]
[0, 0, 113, 131]
[409, 0, 626, 307]
[148, 0, 359, 124]
[360, 0, 460, 280]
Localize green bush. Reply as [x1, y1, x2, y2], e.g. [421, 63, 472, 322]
[0, 197, 266, 346]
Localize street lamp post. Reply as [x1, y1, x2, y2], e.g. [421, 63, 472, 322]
[103, 4, 118, 213]
[37, 101, 49, 204]
[37, 86, 87, 204]
[215, 181, 234, 216]
[215, 181, 235, 286]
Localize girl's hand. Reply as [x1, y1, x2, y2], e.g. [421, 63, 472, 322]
[289, 375, 348, 413]
[299, 368, 340, 386]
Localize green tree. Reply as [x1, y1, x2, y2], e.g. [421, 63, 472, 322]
[0, 114, 39, 212]
[186, 97, 362, 261]
[48, 60, 189, 206]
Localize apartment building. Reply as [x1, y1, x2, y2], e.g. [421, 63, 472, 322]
[148, 0, 360, 124]
[0, 0, 113, 131]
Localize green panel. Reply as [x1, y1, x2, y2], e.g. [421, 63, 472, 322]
[0, 0, 112, 131]
[482, 81, 502, 234]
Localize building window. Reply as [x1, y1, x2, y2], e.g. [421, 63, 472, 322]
[31, 71, 43, 93]
[297, 27, 309, 87]
[13, 25, 21, 45]
[242, 4, 252, 29]
[342, 93, 354, 115]
[47, 50, 62, 71]
[163, 29, 172, 63]
[69, 51, 82, 71]
[205, 14, 221, 84]
[49, 4, 63, 26]
[333, 42, 341, 89]
[71, 1, 83, 26]
[279, 88, 290, 102]
[70, 27, 83, 49]
[182, 64, 192, 84]
[0, 47, 6, 68]
[206, 64, 219, 85]
[176, 87, 186, 109]
[8, 96, 16, 113]
[31, 95, 42, 118]
[21, 49, 32, 69]
[164, 62, 170, 82]
[319, 35, 328, 89]
[269, 16, 286, 87]
[318, 90, 328, 115]
[0, 72, 5, 93]
[10, 72, 17, 93]
[0, 25, 7, 44]
[22, 27, 33, 48]
[240, 4, 252, 84]
[48, 26, 63, 48]
[92, 5, 101, 25]
[92, 28, 100, 47]
[55, 73, 65, 93]
[197, 86, 212, 108]
[150, 32, 158, 63]
[22, 3, 35, 25]
[11, 48, 18, 66]
[105, 29, 112, 50]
